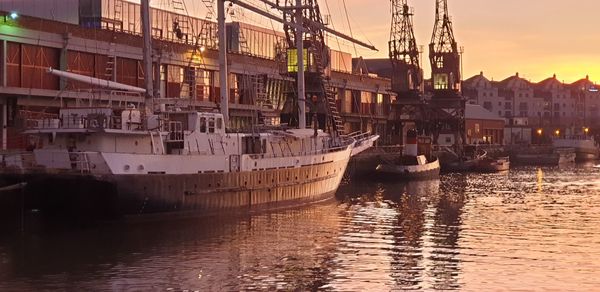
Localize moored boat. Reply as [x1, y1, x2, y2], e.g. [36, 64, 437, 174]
[375, 129, 440, 180]
[513, 148, 576, 166]
[0, 0, 379, 223]
[476, 156, 510, 172]
[553, 136, 599, 162]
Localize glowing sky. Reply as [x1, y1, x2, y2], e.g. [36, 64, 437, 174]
[325, 0, 600, 84]
[152, 0, 600, 84]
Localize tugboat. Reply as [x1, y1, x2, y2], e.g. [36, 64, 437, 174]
[375, 129, 440, 180]
[0, 0, 378, 221]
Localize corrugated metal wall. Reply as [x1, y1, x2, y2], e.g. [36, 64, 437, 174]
[6, 42, 59, 90]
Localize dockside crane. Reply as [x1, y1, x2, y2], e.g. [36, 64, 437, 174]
[389, 0, 422, 97]
[430, 0, 461, 94]
[428, 0, 466, 157]
[280, 0, 344, 136]
[388, 0, 426, 144]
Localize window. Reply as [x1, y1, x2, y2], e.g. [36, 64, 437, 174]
[475, 123, 480, 134]
[483, 102, 492, 111]
[217, 118, 223, 129]
[208, 118, 215, 133]
[200, 117, 207, 133]
[445, 137, 452, 143]
[434, 73, 449, 90]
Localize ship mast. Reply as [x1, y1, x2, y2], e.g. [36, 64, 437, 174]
[217, 0, 230, 126]
[140, 0, 154, 114]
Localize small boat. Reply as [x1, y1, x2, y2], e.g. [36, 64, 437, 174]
[513, 148, 576, 166]
[477, 156, 510, 172]
[439, 146, 487, 173]
[376, 155, 440, 180]
[375, 129, 440, 180]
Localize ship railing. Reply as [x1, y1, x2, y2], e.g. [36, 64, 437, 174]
[26, 114, 132, 131]
[0, 152, 36, 171]
[554, 135, 593, 141]
[247, 144, 350, 160]
[68, 152, 92, 174]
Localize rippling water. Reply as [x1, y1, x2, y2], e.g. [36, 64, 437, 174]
[2, 165, 600, 291]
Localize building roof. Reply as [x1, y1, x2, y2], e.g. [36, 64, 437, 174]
[465, 104, 504, 121]
[535, 74, 565, 91]
[497, 73, 532, 89]
[352, 58, 393, 78]
[570, 76, 596, 91]
[463, 72, 492, 89]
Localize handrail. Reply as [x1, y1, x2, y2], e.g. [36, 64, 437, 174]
[247, 143, 351, 160]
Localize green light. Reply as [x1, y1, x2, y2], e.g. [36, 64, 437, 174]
[9, 12, 18, 20]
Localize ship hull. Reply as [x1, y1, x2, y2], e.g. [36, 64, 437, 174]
[3, 157, 350, 222]
[375, 157, 440, 180]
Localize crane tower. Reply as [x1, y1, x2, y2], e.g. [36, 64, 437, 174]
[428, 0, 465, 157]
[389, 0, 422, 97]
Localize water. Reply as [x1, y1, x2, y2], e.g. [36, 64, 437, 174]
[2, 165, 600, 291]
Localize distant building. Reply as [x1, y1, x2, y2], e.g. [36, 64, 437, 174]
[437, 104, 505, 146]
[463, 72, 600, 144]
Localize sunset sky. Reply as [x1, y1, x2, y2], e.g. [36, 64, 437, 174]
[157, 0, 600, 84]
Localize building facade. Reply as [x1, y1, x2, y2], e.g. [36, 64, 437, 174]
[463, 72, 600, 144]
[0, 2, 398, 150]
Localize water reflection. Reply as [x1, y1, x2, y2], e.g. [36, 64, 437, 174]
[3, 167, 600, 290]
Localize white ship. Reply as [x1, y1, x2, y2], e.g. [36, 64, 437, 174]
[0, 0, 378, 220]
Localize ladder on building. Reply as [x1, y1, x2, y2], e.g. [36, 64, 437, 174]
[180, 66, 195, 99]
[249, 74, 268, 107]
[197, 0, 217, 49]
[105, 45, 117, 81]
[311, 46, 344, 136]
[114, 0, 123, 22]
[237, 28, 251, 55]
[171, 0, 190, 41]
[324, 80, 344, 136]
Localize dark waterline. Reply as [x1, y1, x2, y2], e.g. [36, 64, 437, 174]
[2, 165, 600, 291]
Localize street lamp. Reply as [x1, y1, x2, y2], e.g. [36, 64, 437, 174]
[555, 129, 560, 137]
[584, 127, 590, 136]
[3, 11, 18, 22]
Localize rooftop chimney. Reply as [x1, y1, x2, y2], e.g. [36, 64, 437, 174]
[516, 72, 519, 77]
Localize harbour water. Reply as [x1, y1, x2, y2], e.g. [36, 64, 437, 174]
[2, 165, 600, 291]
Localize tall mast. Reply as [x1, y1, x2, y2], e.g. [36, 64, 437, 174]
[295, 0, 306, 129]
[140, 0, 154, 113]
[217, 0, 230, 127]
